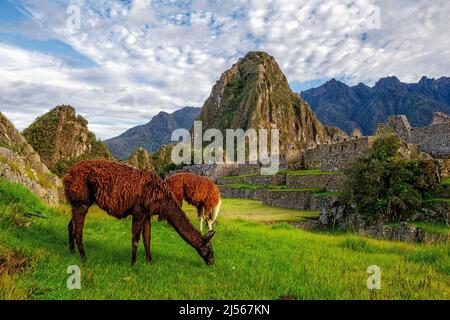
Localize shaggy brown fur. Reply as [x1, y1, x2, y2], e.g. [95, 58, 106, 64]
[63, 160, 215, 266]
[165, 173, 222, 232]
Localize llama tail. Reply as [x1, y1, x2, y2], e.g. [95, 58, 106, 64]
[210, 197, 222, 225]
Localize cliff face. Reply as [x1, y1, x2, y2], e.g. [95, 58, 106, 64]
[0, 112, 61, 205]
[302, 76, 450, 135]
[197, 51, 330, 161]
[23, 105, 112, 177]
[105, 106, 201, 160]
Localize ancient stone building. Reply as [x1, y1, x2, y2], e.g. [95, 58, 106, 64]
[387, 113, 450, 157]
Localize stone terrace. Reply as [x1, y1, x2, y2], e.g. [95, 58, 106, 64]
[218, 170, 344, 211]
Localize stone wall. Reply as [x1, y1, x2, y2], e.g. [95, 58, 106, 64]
[261, 190, 342, 210]
[216, 173, 286, 186]
[168, 163, 263, 180]
[438, 159, 450, 177]
[302, 137, 373, 171]
[359, 223, 449, 243]
[262, 190, 312, 210]
[286, 173, 346, 191]
[218, 186, 265, 200]
[388, 113, 450, 158]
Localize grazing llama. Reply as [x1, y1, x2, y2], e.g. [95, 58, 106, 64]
[165, 172, 222, 232]
[63, 160, 215, 266]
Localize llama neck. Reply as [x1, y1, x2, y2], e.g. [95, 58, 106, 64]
[165, 201, 204, 249]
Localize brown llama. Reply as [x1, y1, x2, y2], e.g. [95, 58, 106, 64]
[63, 160, 215, 266]
[165, 173, 222, 233]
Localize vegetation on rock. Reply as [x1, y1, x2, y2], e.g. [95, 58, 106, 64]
[23, 105, 112, 177]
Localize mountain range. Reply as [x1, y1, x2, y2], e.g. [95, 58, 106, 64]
[301, 76, 450, 135]
[105, 106, 201, 160]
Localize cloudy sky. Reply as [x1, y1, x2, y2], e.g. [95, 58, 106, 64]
[0, 0, 449, 139]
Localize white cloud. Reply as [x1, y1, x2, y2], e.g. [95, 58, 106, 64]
[0, 0, 449, 139]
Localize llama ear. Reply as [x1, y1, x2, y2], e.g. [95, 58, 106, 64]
[204, 230, 216, 243]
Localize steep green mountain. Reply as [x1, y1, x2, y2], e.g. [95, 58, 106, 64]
[23, 105, 112, 177]
[196, 51, 332, 162]
[0, 112, 61, 204]
[105, 106, 201, 160]
[301, 76, 450, 135]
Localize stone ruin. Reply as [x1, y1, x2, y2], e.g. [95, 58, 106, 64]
[301, 112, 450, 171]
[387, 112, 450, 158]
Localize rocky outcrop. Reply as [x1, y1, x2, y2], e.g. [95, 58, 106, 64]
[23, 105, 112, 177]
[127, 147, 155, 171]
[0, 112, 61, 205]
[197, 51, 331, 163]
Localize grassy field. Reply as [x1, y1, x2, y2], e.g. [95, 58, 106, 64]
[0, 179, 449, 300]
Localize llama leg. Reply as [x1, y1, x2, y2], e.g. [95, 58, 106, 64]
[73, 205, 89, 260]
[207, 220, 213, 231]
[142, 216, 152, 263]
[68, 218, 75, 254]
[199, 217, 204, 233]
[197, 204, 204, 233]
[131, 215, 144, 266]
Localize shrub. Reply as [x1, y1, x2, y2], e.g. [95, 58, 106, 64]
[345, 134, 442, 224]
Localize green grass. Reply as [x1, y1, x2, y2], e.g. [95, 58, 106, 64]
[0, 179, 449, 300]
[218, 183, 265, 189]
[426, 198, 450, 203]
[219, 183, 323, 193]
[441, 177, 450, 185]
[407, 222, 450, 236]
[313, 191, 344, 197]
[282, 169, 340, 176]
[221, 173, 259, 179]
[186, 198, 319, 223]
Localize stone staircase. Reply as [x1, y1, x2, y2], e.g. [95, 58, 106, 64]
[217, 170, 345, 211]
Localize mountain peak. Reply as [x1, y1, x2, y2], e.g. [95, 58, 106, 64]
[197, 51, 329, 161]
[375, 76, 401, 88]
[105, 106, 201, 160]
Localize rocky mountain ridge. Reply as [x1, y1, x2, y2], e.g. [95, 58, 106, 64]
[301, 76, 450, 135]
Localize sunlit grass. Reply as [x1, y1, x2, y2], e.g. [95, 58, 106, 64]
[0, 179, 449, 300]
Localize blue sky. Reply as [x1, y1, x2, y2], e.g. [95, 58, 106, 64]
[0, 0, 449, 139]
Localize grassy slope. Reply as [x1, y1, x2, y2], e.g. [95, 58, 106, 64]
[0, 179, 449, 300]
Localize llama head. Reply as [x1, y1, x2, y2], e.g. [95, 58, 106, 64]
[198, 230, 216, 265]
